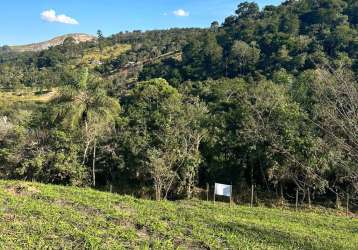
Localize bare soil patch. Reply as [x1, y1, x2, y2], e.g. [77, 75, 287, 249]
[5, 183, 40, 196]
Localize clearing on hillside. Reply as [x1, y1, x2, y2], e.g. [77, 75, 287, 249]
[0, 89, 58, 104]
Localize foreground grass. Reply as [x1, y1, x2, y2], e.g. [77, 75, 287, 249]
[0, 181, 356, 249]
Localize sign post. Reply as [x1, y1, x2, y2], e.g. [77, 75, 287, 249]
[214, 183, 233, 205]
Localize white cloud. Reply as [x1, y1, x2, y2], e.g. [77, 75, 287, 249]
[173, 9, 189, 17]
[41, 9, 79, 25]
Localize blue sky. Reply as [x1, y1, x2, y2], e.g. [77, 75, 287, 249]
[0, 0, 282, 46]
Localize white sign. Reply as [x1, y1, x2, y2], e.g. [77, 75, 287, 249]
[214, 183, 232, 197]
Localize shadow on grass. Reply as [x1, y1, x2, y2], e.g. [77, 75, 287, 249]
[211, 220, 345, 250]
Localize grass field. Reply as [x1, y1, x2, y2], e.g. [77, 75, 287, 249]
[0, 180, 357, 249]
[0, 89, 57, 104]
[81, 44, 131, 66]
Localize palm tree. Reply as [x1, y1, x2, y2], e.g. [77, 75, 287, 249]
[51, 68, 120, 186]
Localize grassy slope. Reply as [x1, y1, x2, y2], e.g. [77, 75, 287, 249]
[0, 89, 57, 104]
[0, 181, 357, 249]
[81, 44, 131, 67]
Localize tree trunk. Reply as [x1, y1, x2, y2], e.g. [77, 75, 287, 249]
[92, 139, 97, 187]
[259, 153, 270, 192]
[301, 184, 306, 203]
[336, 192, 341, 209]
[280, 183, 284, 206]
[83, 140, 90, 165]
[225, 58, 229, 77]
[187, 173, 193, 199]
[307, 188, 311, 208]
[83, 120, 90, 165]
[155, 182, 161, 201]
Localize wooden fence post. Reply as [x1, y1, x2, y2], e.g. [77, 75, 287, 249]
[346, 193, 350, 217]
[230, 184, 233, 207]
[295, 188, 299, 211]
[206, 183, 209, 202]
[250, 184, 254, 208]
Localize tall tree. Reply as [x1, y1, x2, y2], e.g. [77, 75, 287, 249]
[314, 68, 358, 194]
[123, 78, 207, 200]
[51, 68, 120, 186]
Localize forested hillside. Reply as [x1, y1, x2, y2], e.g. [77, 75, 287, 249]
[0, 0, 357, 209]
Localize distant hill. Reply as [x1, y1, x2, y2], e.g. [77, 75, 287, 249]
[9, 33, 96, 52]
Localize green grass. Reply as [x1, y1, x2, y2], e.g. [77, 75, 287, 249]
[81, 44, 131, 66]
[0, 181, 357, 249]
[0, 89, 57, 104]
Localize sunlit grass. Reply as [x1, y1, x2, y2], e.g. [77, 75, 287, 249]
[81, 44, 131, 66]
[0, 89, 58, 105]
[0, 180, 357, 249]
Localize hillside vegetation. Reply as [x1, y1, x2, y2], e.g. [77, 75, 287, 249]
[0, 180, 357, 249]
[0, 0, 357, 211]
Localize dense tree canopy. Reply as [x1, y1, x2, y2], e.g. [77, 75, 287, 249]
[0, 0, 357, 207]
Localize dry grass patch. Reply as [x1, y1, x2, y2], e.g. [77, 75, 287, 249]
[5, 183, 40, 196]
